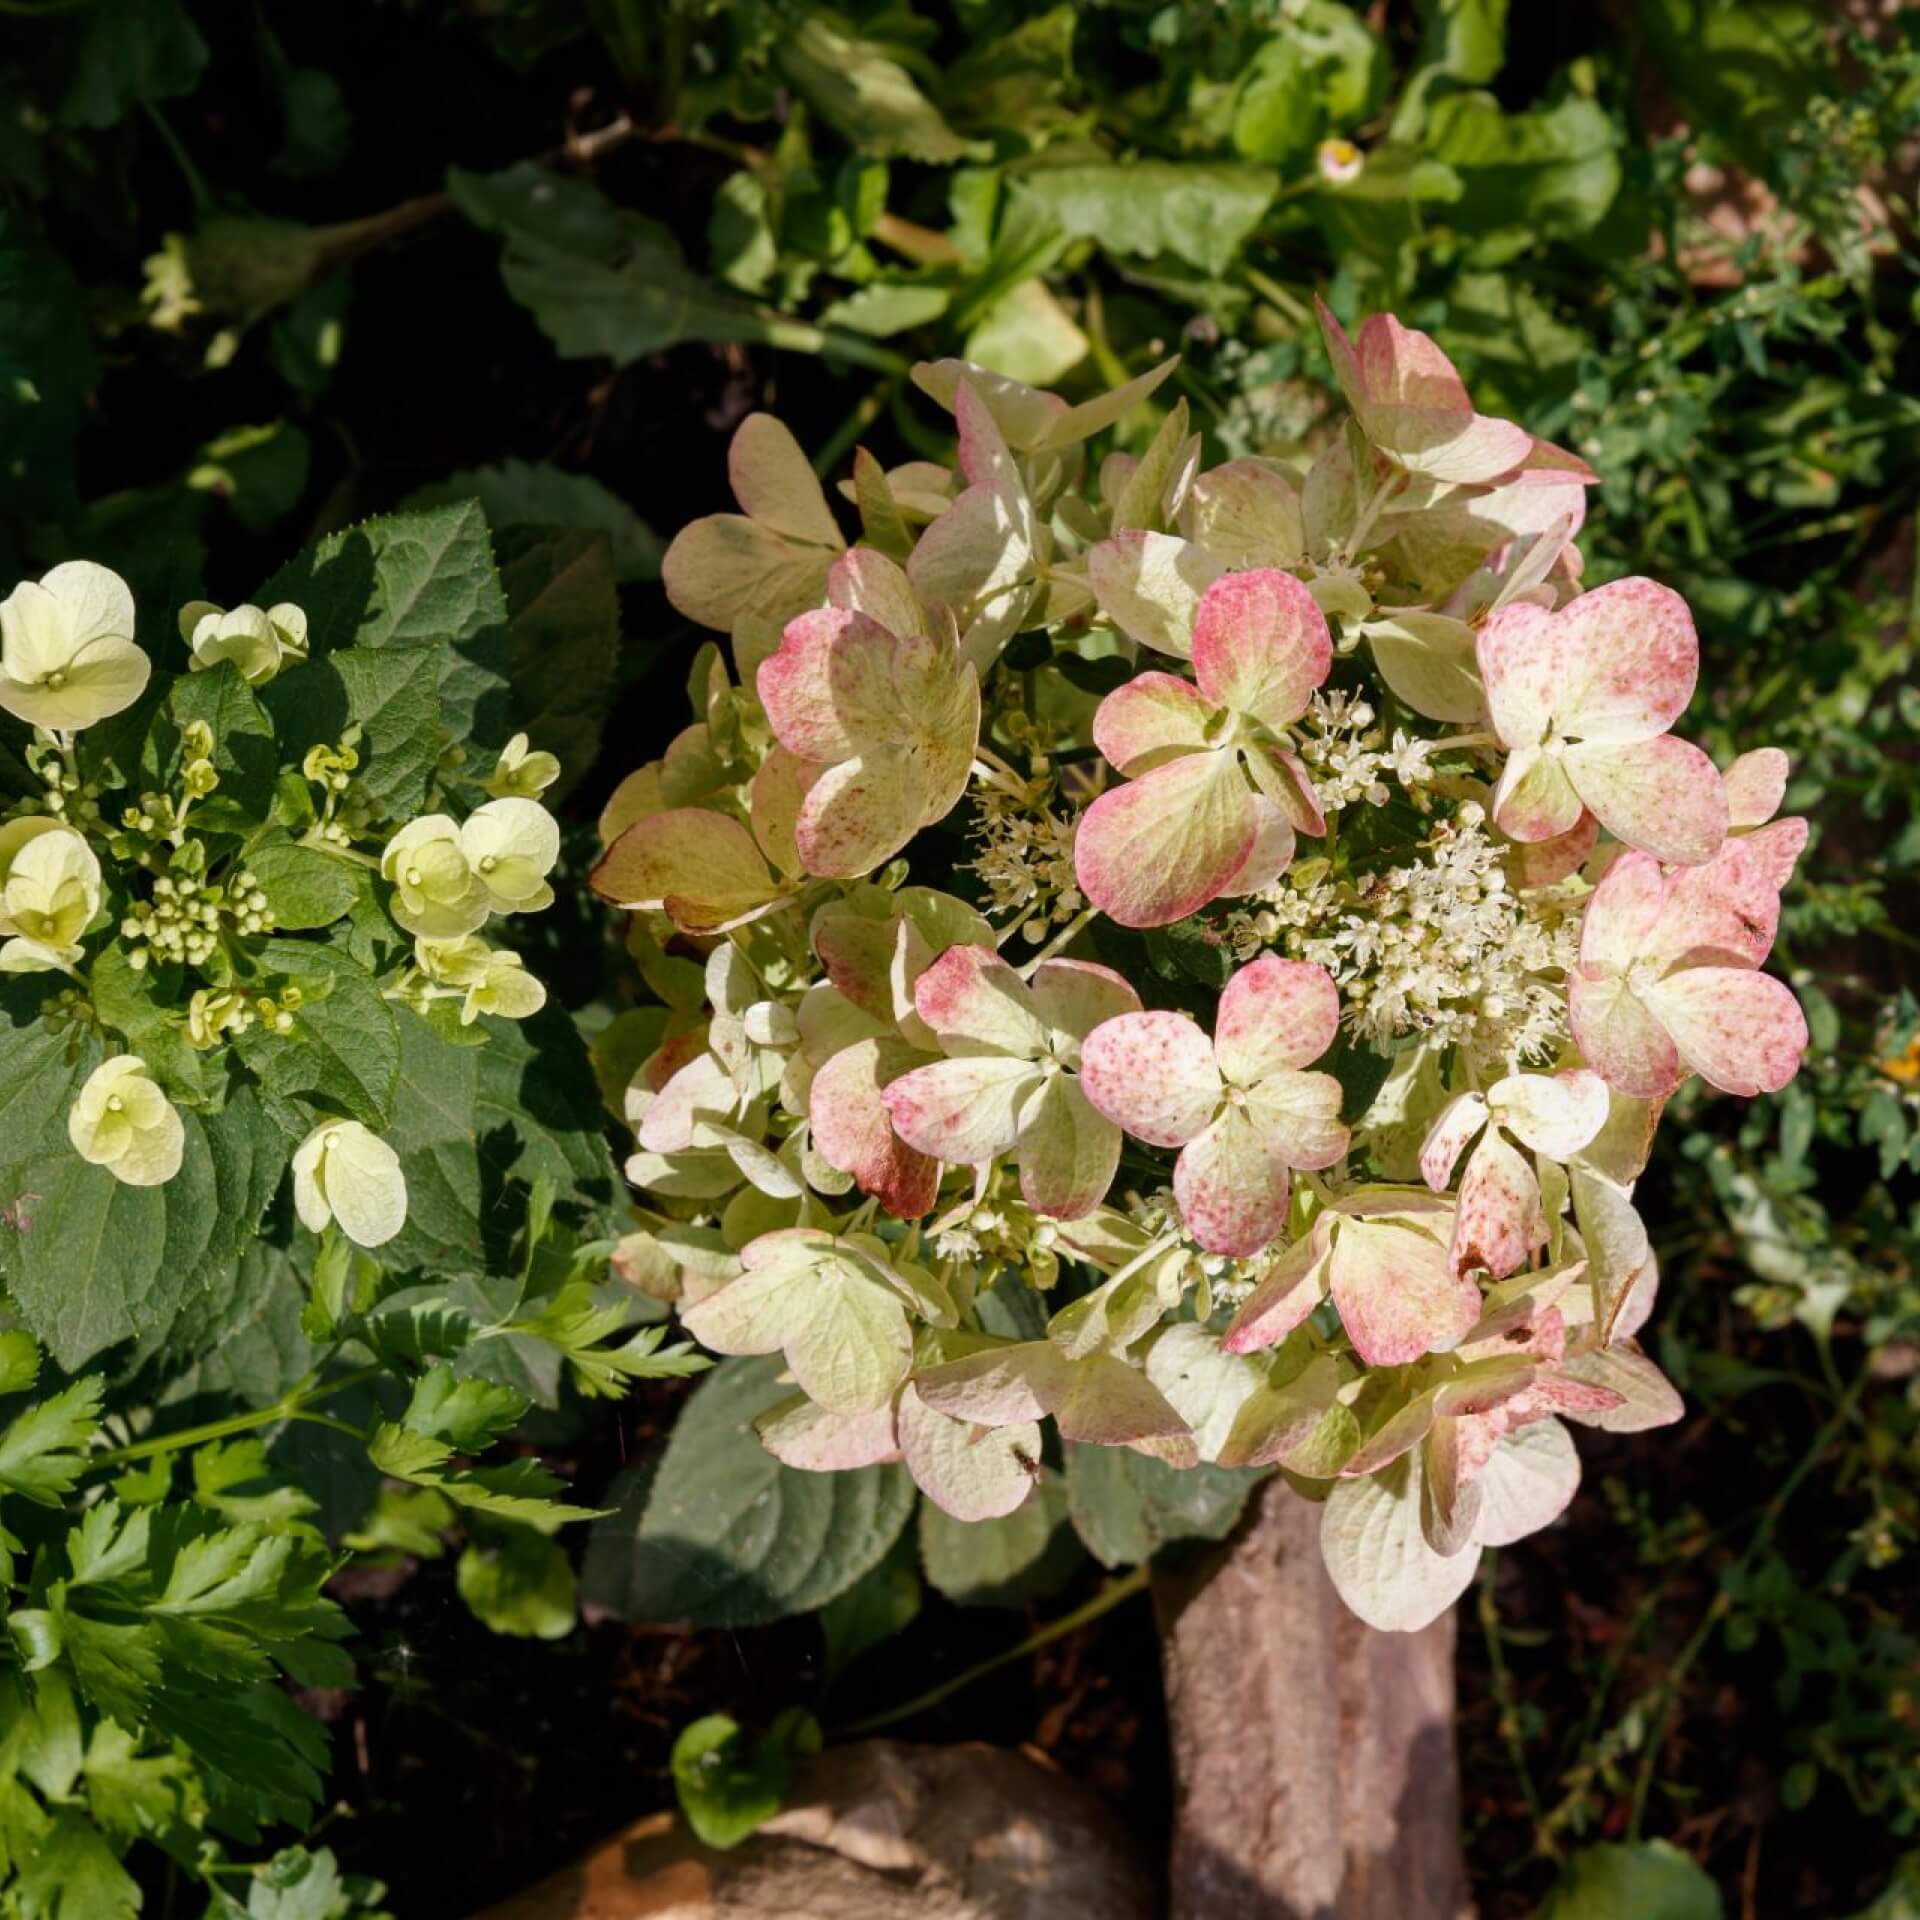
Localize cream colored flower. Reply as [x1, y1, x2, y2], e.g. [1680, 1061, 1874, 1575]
[0, 819, 102, 972]
[0, 562, 150, 732]
[68, 1055, 184, 1187]
[460, 798, 559, 915]
[179, 599, 308, 686]
[1317, 138, 1365, 186]
[483, 732, 561, 801]
[292, 1118, 407, 1248]
[381, 815, 489, 939]
[416, 934, 548, 1024]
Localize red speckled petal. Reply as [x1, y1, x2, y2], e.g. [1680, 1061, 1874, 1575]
[1552, 577, 1699, 744]
[1078, 1010, 1222, 1147]
[1190, 570, 1332, 730]
[881, 1054, 1036, 1164]
[1642, 967, 1808, 1097]
[1213, 955, 1341, 1084]
[1329, 1216, 1483, 1368]
[1722, 747, 1788, 829]
[1568, 972, 1684, 1100]
[1174, 1108, 1294, 1258]
[1420, 1092, 1490, 1191]
[1449, 1130, 1544, 1282]
[1563, 735, 1727, 866]
[808, 1036, 942, 1218]
[911, 943, 1047, 1056]
[1090, 671, 1214, 776]
[1073, 749, 1256, 929]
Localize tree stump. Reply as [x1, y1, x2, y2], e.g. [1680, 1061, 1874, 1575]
[1152, 1476, 1473, 1920]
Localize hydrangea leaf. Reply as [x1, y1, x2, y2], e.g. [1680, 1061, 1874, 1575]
[583, 1356, 914, 1627]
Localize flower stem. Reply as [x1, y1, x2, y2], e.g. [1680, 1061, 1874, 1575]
[89, 1365, 385, 1470]
[1017, 905, 1098, 975]
[832, 1564, 1152, 1736]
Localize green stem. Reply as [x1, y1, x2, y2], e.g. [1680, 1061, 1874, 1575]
[833, 1564, 1151, 1738]
[90, 1365, 385, 1470]
[1017, 905, 1098, 975]
[812, 375, 900, 479]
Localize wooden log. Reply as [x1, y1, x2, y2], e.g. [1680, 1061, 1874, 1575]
[1152, 1476, 1473, 1920]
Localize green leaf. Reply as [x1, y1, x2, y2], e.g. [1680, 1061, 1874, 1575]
[456, 1523, 576, 1639]
[0, 1376, 104, 1506]
[398, 1366, 528, 1453]
[187, 421, 312, 533]
[12, 1809, 140, 1920]
[57, 0, 207, 129]
[1421, 93, 1622, 236]
[776, 15, 984, 163]
[232, 940, 399, 1129]
[918, 1474, 1079, 1608]
[378, 1005, 623, 1275]
[1063, 1445, 1261, 1569]
[86, 943, 211, 1106]
[407, 460, 662, 583]
[1539, 1841, 1723, 1920]
[243, 833, 364, 931]
[583, 1356, 915, 1627]
[1634, 0, 1829, 172]
[0, 1329, 38, 1394]
[1017, 162, 1278, 276]
[818, 1534, 921, 1685]
[342, 1484, 454, 1558]
[670, 1709, 819, 1852]
[260, 644, 444, 817]
[1416, 0, 1509, 84]
[494, 527, 620, 800]
[3, 1087, 289, 1373]
[81, 1719, 200, 1845]
[449, 164, 808, 368]
[257, 499, 512, 753]
[130, 1235, 316, 1413]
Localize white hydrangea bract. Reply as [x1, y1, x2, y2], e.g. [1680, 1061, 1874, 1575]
[0, 819, 102, 972]
[0, 561, 150, 732]
[68, 1055, 185, 1187]
[292, 1118, 408, 1248]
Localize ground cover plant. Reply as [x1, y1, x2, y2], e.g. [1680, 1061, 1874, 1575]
[1, 1, 1917, 1916]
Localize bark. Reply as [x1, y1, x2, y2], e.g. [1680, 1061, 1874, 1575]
[1152, 1476, 1472, 1920]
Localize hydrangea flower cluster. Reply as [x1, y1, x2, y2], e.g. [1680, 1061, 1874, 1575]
[0, 562, 563, 1250]
[600, 307, 1809, 1631]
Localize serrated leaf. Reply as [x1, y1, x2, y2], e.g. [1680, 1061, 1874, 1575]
[0, 1376, 104, 1506]
[378, 1005, 623, 1275]
[232, 941, 399, 1129]
[256, 499, 511, 753]
[400, 1366, 529, 1453]
[407, 459, 662, 582]
[583, 1355, 915, 1627]
[3, 1086, 289, 1373]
